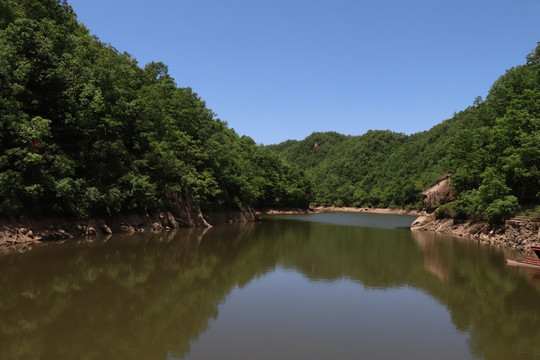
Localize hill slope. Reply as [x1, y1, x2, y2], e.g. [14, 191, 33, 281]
[270, 44, 540, 222]
[0, 0, 310, 218]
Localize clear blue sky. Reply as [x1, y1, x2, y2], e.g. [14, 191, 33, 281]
[68, 0, 540, 145]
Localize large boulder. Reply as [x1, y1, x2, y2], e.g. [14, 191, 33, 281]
[422, 175, 452, 213]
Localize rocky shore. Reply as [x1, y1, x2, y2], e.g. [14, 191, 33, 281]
[0, 208, 259, 246]
[411, 174, 540, 251]
[0, 205, 421, 247]
[260, 205, 540, 251]
[411, 214, 540, 251]
[2, 198, 538, 251]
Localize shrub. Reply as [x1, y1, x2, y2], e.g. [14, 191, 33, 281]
[486, 196, 519, 224]
[436, 202, 456, 219]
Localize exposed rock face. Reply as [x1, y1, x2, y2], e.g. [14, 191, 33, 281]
[412, 174, 540, 250]
[410, 214, 436, 228]
[0, 206, 260, 246]
[204, 207, 259, 225]
[0, 187, 260, 246]
[411, 215, 540, 251]
[422, 174, 452, 213]
[167, 187, 210, 227]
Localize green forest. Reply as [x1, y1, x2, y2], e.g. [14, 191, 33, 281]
[269, 44, 540, 223]
[1, 0, 539, 224]
[0, 0, 310, 217]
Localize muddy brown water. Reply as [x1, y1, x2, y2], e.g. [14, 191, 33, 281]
[0, 212, 538, 360]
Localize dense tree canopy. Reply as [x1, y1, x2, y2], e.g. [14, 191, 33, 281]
[0, 0, 310, 217]
[1, 1, 538, 224]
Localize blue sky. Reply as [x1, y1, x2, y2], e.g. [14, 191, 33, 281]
[68, 0, 540, 145]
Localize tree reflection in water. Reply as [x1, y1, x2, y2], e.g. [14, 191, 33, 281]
[0, 214, 539, 360]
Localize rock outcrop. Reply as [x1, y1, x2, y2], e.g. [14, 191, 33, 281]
[422, 174, 452, 213]
[412, 174, 540, 250]
[0, 187, 260, 246]
[0, 206, 261, 246]
[411, 215, 540, 251]
[167, 187, 211, 227]
[203, 207, 259, 224]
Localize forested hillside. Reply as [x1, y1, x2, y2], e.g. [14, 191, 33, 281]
[0, 0, 310, 217]
[1, 1, 538, 225]
[269, 43, 540, 223]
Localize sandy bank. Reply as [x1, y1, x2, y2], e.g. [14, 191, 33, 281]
[311, 206, 424, 216]
[257, 206, 423, 216]
[256, 207, 315, 215]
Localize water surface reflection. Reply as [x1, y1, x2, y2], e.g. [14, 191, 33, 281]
[0, 213, 539, 359]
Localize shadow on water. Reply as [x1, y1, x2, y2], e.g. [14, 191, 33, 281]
[0, 213, 539, 359]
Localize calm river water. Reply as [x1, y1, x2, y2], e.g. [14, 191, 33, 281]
[1, 212, 539, 360]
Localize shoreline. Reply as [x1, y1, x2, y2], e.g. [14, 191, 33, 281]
[1, 207, 538, 251]
[411, 214, 540, 251]
[260, 206, 539, 251]
[0, 206, 423, 247]
[0, 208, 259, 247]
[257, 206, 424, 216]
[311, 206, 424, 216]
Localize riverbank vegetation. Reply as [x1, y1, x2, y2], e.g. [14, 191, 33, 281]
[1, 1, 538, 225]
[269, 43, 540, 223]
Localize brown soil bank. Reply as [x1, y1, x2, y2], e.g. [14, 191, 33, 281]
[256, 206, 423, 216]
[0, 208, 258, 246]
[256, 207, 315, 215]
[312, 206, 423, 216]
